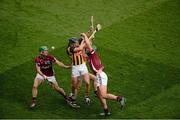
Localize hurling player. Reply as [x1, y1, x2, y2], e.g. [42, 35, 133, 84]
[30, 46, 71, 109]
[66, 38, 90, 106]
[81, 33, 126, 116]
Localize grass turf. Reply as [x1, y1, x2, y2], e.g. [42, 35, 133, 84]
[0, 0, 180, 119]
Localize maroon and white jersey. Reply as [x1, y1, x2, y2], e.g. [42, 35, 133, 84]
[89, 50, 104, 74]
[35, 55, 56, 76]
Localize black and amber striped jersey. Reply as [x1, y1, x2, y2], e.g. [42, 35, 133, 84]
[67, 46, 85, 66]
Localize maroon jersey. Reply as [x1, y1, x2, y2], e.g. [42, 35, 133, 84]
[35, 55, 56, 76]
[89, 50, 104, 74]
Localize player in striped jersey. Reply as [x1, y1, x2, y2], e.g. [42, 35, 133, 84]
[66, 23, 99, 105]
[67, 37, 90, 105]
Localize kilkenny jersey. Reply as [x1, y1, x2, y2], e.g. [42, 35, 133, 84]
[67, 46, 85, 66]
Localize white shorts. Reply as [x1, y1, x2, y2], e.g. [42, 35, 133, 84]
[72, 63, 88, 77]
[96, 72, 108, 87]
[35, 73, 56, 83]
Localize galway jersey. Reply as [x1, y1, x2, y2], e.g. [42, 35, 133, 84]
[89, 50, 104, 74]
[35, 55, 56, 76]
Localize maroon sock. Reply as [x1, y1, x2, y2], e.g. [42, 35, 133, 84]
[94, 91, 98, 95]
[104, 108, 109, 114]
[116, 96, 122, 102]
[64, 95, 68, 100]
[32, 97, 36, 103]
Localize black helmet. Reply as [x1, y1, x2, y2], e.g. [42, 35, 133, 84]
[68, 37, 78, 43]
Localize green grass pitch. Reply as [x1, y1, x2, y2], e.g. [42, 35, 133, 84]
[0, 0, 180, 119]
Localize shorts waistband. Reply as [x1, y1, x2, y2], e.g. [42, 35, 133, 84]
[72, 62, 85, 67]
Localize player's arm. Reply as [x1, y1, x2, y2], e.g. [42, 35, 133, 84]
[81, 33, 93, 52]
[73, 39, 86, 52]
[54, 58, 71, 69]
[35, 64, 47, 79]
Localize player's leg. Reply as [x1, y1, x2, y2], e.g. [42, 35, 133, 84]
[98, 72, 126, 108]
[79, 63, 91, 105]
[97, 88, 111, 116]
[82, 73, 91, 105]
[30, 76, 43, 109]
[70, 65, 80, 102]
[82, 73, 90, 97]
[98, 85, 117, 100]
[80, 63, 90, 97]
[71, 76, 79, 100]
[81, 63, 91, 105]
[49, 80, 67, 99]
[77, 76, 83, 90]
[69, 76, 82, 97]
[97, 72, 120, 100]
[69, 76, 81, 108]
[47, 77, 79, 108]
[89, 73, 98, 95]
[98, 85, 126, 108]
[98, 94, 108, 110]
[96, 74, 111, 116]
[32, 79, 42, 98]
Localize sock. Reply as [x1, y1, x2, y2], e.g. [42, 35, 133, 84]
[85, 95, 90, 98]
[104, 108, 109, 114]
[64, 95, 68, 100]
[71, 94, 76, 101]
[116, 96, 122, 102]
[94, 90, 97, 95]
[32, 97, 36, 103]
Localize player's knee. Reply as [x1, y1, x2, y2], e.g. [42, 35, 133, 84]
[84, 79, 90, 85]
[101, 93, 107, 99]
[54, 86, 60, 91]
[33, 86, 38, 90]
[85, 82, 90, 86]
[51, 84, 56, 90]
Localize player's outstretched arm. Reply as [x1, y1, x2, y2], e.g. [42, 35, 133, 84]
[54, 58, 71, 69]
